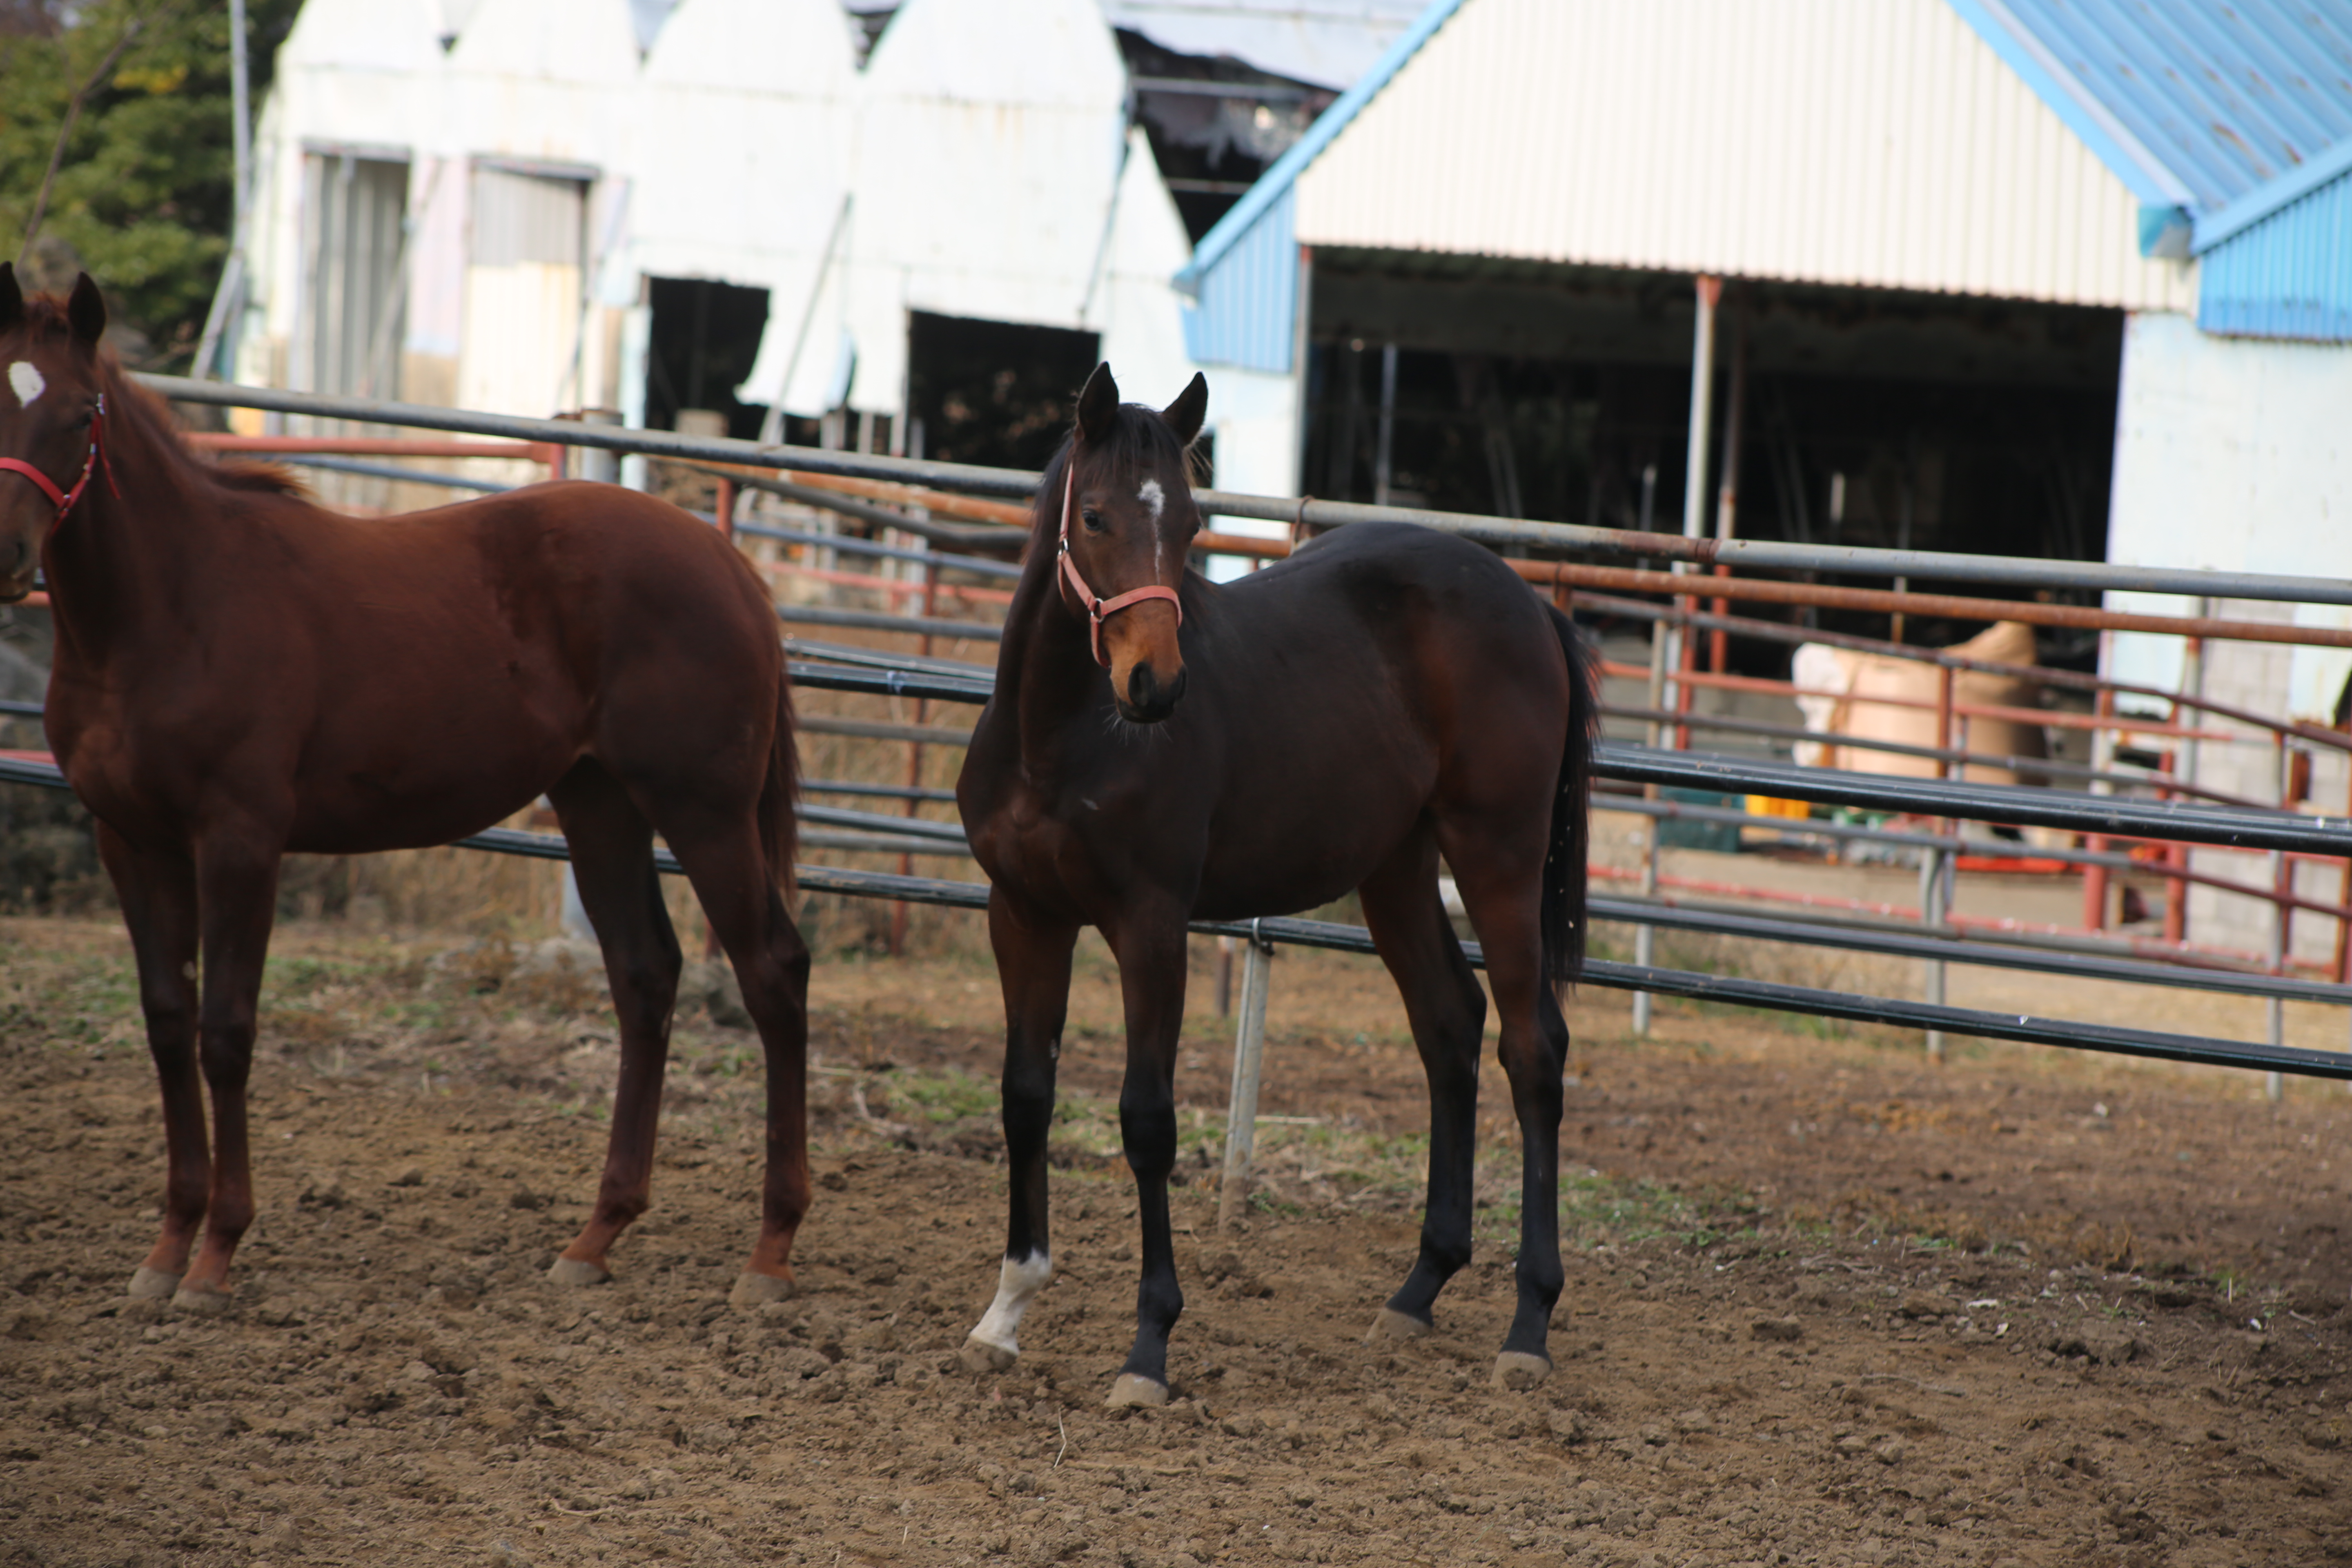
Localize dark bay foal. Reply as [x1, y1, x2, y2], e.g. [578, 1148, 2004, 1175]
[956, 363, 1596, 1404]
[0, 268, 812, 1312]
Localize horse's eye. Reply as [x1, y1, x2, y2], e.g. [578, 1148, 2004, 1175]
[1081, 508, 1105, 534]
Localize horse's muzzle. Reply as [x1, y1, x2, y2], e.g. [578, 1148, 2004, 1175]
[1117, 661, 1187, 724]
[0, 539, 32, 602]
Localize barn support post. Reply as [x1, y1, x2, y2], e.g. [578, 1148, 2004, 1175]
[1638, 276, 1721, 1035]
[1220, 928, 1275, 1230]
[1373, 344, 1400, 507]
[1710, 285, 1747, 674]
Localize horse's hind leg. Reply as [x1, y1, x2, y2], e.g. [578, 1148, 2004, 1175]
[95, 825, 206, 1300]
[546, 760, 684, 1287]
[1445, 826, 1568, 1390]
[1356, 829, 1488, 1344]
[959, 891, 1076, 1374]
[653, 811, 811, 1305]
[173, 828, 287, 1312]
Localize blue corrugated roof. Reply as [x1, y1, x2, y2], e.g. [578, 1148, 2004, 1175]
[1953, 0, 2352, 237]
[1174, 0, 1468, 300]
[1954, 0, 2352, 338]
[1182, 0, 2352, 349]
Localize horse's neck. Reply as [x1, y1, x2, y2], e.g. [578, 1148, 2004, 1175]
[995, 544, 1107, 770]
[42, 412, 225, 668]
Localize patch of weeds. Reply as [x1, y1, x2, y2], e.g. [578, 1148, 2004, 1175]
[893, 1068, 1004, 1126]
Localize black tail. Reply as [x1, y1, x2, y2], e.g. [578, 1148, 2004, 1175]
[1540, 603, 1598, 991]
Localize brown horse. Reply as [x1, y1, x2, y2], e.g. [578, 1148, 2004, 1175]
[0, 268, 812, 1313]
[956, 363, 1596, 1405]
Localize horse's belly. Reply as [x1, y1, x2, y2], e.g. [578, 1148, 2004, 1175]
[284, 709, 578, 853]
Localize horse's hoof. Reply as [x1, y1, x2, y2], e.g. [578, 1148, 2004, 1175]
[1492, 1351, 1552, 1392]
[170, 1283, 234, 1316]
[1364, 1307, 1433, 1345]
[548, 1256, 612, 1288]
[127, 1267, 181, 1300]
[729, 1270, 795, 1309]
[958, 1335, 1018, 1374]
[1105, 1374, 1169, 1409]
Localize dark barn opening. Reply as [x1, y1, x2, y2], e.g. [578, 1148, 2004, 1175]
[1301, 253, 2124, 668]
[644, 276, 772, 441]
[905, 312, 1100, 472]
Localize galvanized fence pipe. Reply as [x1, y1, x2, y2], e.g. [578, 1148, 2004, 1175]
[1572, 590, 2352, 756]
[8, 760, 2352, 1130]
[1594, 791, 2352, 928]
[1218, 927, 1276, 1229]
[142, 375, 2352, 610]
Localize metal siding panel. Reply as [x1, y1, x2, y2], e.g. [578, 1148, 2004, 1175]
[1185, 187, 1295, 371]
[2198, 172, 2352, 340]
[1289, 0, 2197, 311]
[2000, 0, 2352, 209]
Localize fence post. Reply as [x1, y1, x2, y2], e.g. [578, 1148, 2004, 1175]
[1634, 611, 1671, 1036]
[2266, 742, 2294, 1100]
[1218, 929, 1274, 1230]
[1920, 847, 1946, 1061]
[2084, 684, 2116, 931]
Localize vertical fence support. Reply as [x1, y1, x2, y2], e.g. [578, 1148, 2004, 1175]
[2268, 740, 2291, 1101]
[2084, 684, 2116, 932]
[1920, 847, 1947, 1062]
[1219, 929, 1275, 1230]
[1634, 276, 1719, 1037]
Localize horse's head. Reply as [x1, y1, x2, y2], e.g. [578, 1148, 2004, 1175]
[0, 265, 108, 602]
[1056, 362, 1209, 724]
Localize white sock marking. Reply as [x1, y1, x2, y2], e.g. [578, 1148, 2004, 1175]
[8, 362, 44, 408]
[968, 1250, 1053, 1356]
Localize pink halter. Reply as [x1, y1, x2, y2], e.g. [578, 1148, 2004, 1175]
[1056, 457, 1183, 668]
[0, 393, 114, 535]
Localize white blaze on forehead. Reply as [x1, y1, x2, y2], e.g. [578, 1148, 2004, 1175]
[8, 362, 44, 408]
[1137, 478, 1165, 520]
[966, 1250, 1053, 1360]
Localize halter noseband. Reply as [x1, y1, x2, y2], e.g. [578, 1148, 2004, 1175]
[0, 393, 115, 534]
[1056, 458, 1184, 668]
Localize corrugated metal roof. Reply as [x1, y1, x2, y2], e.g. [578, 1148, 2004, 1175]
[1180, 185, 1296, 371]
[2197, 170, 2352, 338]
[1958, 0, 2352, 213]
[1290, 0, 2194, 309]
[1175, 0, 1464, 298]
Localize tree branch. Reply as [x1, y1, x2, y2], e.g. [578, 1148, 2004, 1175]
[16, 3, 177, 267]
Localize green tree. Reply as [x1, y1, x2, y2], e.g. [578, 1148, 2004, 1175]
[0, 0, 299, 369]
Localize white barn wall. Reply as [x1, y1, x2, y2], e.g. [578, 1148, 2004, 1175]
[2105, 311, 2352, 959]
[1293, 0, 2196, 311]
[241, 0, 1211, 441]
[844, 0, 1132, 418]
[641, 0, 859, 418]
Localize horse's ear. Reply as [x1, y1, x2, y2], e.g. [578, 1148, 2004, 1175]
[0, 265, 20, 334]
[1076, 361, 1118, 444]
[1161, 372, 1208, 446]
[67, 273, 105, 349]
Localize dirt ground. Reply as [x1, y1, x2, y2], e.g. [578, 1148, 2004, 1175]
[4, 913, 2351, 1568]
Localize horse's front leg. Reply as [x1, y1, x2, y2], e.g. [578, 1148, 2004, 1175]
[1105, 906, 1192, 1408]
[174, 825, 286, 1312]
[960, 892, 1077, 1372]
[94, 825, 205, 1299]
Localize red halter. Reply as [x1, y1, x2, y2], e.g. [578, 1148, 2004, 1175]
[1056, 458, 1184, 668]
[0, 393, 115, 535]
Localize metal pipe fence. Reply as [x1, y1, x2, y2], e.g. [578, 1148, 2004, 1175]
[142, 375, 2352, 610]
[18, 376, 2348, 1211]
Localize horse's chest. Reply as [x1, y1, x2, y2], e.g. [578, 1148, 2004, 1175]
[971, 793, 1165, 909]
